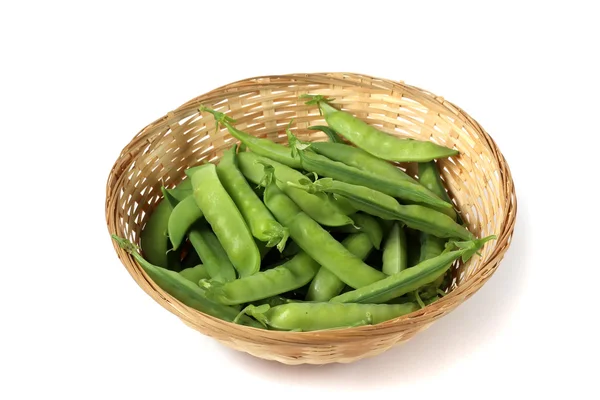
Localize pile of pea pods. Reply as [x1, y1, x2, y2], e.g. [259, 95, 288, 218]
[112, 95, 496, 332]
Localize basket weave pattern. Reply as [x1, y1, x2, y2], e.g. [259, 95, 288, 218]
[105, 73, 517, 365]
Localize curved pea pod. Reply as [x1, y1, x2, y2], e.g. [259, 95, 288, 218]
[199, 106, 302, 169]
[330, 235, 497, 304]
[179, 264, 209, 284]
[289, 178, 473, 241]
[306, 232, 374, 301]
[264, 182, 386, 289]
[382, 222, 407, 275]
[203, 251, 320, 305]
[140, 177, 197, 270]
[167, 195, 204, 250]
[287, 131, 452, 211]
[187, 163, 260, 277]
[187, 222, 237, 283]
[216, 145, 289, 251]
[111, 236, 262, 328]
[140, 200, 172, 268]
[237, 151, 354, 227]
[302, 95, 458, 162]
[237, 302, 419, 332]
[334, 213, 383, 250]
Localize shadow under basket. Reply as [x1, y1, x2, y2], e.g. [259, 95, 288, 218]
[105, 72, 517, 365]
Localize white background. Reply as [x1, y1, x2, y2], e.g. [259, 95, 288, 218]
[1, 1, 598, 399]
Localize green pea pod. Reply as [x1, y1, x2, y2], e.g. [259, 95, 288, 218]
[217, 145, 289, 251]
[418, 161, 458, 220]
[167, 195, 204, 250]
[264, 182, 386, 289]
[306, 232, 374, 301]
[308, 125, 344, 143]
[238, 302, 418, 332]
[140, 199, 172, 268]
[302, 95, 458, 162]
[140, 177, 196, 270]
[188, 163, 260, 277]
[179, 264, 209, 284]
[188, 221, 237, 283]
[382, 222, 407, 275]
[111, 235, 262, 328]
[204, 251, 320, 305]
[417, 161, 458, 295]
[333, 213, 383, 250]
[330, 235, 496, 304]
[286, 131, 452, 212]
[310, 141, 418, 184]
[418, 162, 453, 204]
[289, 178, 473, 241]
[199, 106, 302, 169]
[237, 151, 354, 227]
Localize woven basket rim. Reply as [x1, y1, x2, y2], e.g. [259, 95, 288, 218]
[105, 72, 517, 344]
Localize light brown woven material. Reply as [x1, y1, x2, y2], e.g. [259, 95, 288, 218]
[105, 73, 517, 365]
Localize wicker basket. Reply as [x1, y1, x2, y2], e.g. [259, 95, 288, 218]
[105, 72, 517, 365]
